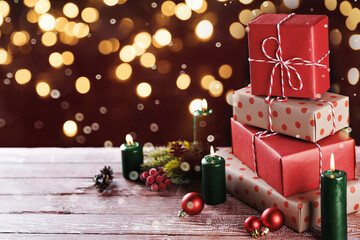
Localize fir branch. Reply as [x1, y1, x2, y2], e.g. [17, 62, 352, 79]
[141, 149, 174, 170]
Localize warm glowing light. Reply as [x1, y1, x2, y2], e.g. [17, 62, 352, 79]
[118, 18, 134, 35]
[283, 0, 300, 9]
[41, 32, 57, 47]
[81, 7, 99, 23]
[330, 29, 342, 45]
[140, 52, 156, 68]
[126, 134, 134, 145]
[15, 69, 32, 85]
[62, 51, 74, 65]
[175, 3, 192, 21]
[104, 0, 118, 6]
[36, 82, 50, 97]
[201, 99, 208, 111]
[194, 0, 207, 13]
[11, 31, 29, 46]
[345, 8, 360, 31]
[55, 17, 68, 32]
[239, 9, 252, 25]
[34, 0, 51, 14]
[209, 80, 223, 97]
[176, 74, 191, 90]
[239, 0, 253, 4]
[260, 1, 276, 13]
[0, 1, 10, 18]
[59, 32, 78, 46]
[219, 64, 233, 79]
[210, 146, 215, 157]
[349, 35, 360, 50]
[161, 1, 176, 16]
[132, 43, 146, 56]
[348, 67, 359, 85]
[24, 0, 37, 7]
[195, 20, 213, 40]
[201, 75, 215, 89]
[116, 63, 132, 81]
[49, 52, 63, 68]
[189, 99, 202, 114]
[325, 0, 337, 11]
[63, 2, 79, 18]
[340, 1, 352, 16]
[63, 120, 78, 137]
[110, 38, 120, 52]
[225, 89, 235, 105]
[185, 0, 203, 10]
[119, 45, 136, 62]
[154, 28, 172, 47]
[75, 77, 91, 94]
[0, 48, 8, 64]
[27, 10, 39, 23]
[158, 60, 171, 74]
[98, 40, 113, 55]
[330, 153, 335, 172]
[136, 82, 152, 98]
[38, 14, 56, 31]
[0, 16, 2, 26]
[229, 22, 245, 39]
[250, 9, 262, 20]
[73, 23, 89, 38]
[134, 32, 152, 49]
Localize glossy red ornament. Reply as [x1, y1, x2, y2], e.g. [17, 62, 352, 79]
[261, 207, 284, 231]
[244, 216, 262, 238]
[179, 192, 204, 217]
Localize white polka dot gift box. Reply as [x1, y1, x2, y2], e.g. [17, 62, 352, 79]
[218, 147, 360, 233]
[233, 86, 349, 142]
[248, 14, 329, 99]
[230, 118, 355, 197]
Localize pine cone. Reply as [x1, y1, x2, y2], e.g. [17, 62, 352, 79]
[169, 140, 187, 157]
[94, 166, 113, 192]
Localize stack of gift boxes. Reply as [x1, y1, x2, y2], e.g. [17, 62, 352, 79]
[220, 13, 359, 232]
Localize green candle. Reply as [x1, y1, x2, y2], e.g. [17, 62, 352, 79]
[120, 134, 143, 181]
[201, 146, 226, 205]
[193, 99, 212, 142]
[321, 153, 347, 240]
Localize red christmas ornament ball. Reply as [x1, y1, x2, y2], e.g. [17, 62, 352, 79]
[181, 192, 204, 216]
[244, 216, 262, 233]
[261, 207, 284, 231]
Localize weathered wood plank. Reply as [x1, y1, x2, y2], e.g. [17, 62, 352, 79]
[0, 148, 120, 163]
[0, 214, 326, 238]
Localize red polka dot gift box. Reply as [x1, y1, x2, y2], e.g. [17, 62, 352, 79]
[218, 147, 360, 233]
[233, 87, 349, 142]
[230, 118, 355, 197]
[248, 14, 329, 99]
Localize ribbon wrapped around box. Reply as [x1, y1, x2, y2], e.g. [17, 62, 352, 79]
[248, 14, 330, 98]
[230, 118, 355, 197]
[219, 147, 360, 233]
[233, 86, 349, 142]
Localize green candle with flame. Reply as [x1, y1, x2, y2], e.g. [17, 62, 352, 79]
[193, 99, 212, 142]
[120, 134, 143, 181]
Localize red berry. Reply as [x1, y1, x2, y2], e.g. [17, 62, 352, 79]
[140, 171, 149, 181]
[151, 183, 159, 191]
[162, 174, 168, 180]
[165, 179, 171, 186]
[158, 168, 164, 175]
[149, 168, 158, 177]
[146, 176, 154, 185]
[159, 183, 166, 191]
[156, 176, 164, 183]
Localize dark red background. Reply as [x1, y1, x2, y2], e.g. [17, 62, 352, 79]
[0, 0, 359, 147]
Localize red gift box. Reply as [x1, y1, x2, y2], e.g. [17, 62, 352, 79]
[231, 118, 355, 197]
[248, 14, 330, 98]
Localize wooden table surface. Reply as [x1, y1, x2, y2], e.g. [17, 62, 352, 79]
[1, 147, 360, 240]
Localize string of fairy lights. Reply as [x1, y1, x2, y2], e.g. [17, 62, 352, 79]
[0, 0, 358, 146]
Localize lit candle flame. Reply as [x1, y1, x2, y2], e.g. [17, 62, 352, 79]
[210, 145, 215, 157]
[126, 134, 134, 145]
[330, 153, 335, 172]
[201, 99, 208, 111]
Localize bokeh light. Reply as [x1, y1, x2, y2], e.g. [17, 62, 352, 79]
[140, 52, 156, 68]
[116, 63, 132, 81]
[260, 1, 276, 13]
[63, 120, 78, 137]
[201, 75, 215, 89]
[75, 77, 91, 94]
[239, 9, 252, 25]
[239, 0, 253, 4]
[104, 0, 119, 6]
[0, 48, 8, 64]
[161, 1, 176, 16]
[73, 23, 90, 38]
[81, 8, 99, 23]
[218, 64, 232, 79]
[55, 17, 68, 32]
[348, 68, 359, 85]
[185, 0, 203, 10]
[41, 32, 57, 47]
[24, 0, 37, 8]
[325, 0, 337, 11]
[229, 22, 245, 39]
[49, 52, 63, 68]
[208, 80, 223, 97]
[283, 0, 300, 9]
[137, 82, 152, 97]
[225, 89, 234, 105]
[189, 98, 202, 115]
[134, 32, 152, 49]
[38, 14, 56, 31]
[349, 35, 360, 50]
[329, 29, 342, 45]
[176, 74, 191, 90]
[34, 0, 50, 14]
[154, 28, 172, 46]
[175, 3, 192, 21]
[195, 20, 213, 40]
[63, 3, 79, 19]
[0, 1, 10, 18]
[11, 31, 29, 46]
[62, 51, 74, 65]
[36, 82, 51, 97]
[340, 1, 352, 16]
[119, 45, 136, 62]
[98, 40, 113, 55]
[15, 69, 32, 85]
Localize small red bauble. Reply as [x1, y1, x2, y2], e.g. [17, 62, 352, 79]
[244, 216, 261, 238]
[261, 207, 284, 231]
[179, 192, 204, 217]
